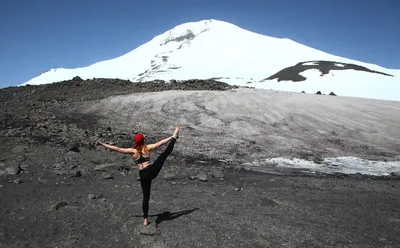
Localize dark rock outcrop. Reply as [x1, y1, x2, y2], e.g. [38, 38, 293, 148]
[263, 60, 393, 82]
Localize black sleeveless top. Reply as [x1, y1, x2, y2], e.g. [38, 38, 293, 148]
[135, 153, 150, 164]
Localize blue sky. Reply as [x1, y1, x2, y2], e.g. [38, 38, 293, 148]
[0, 0, 399, 88]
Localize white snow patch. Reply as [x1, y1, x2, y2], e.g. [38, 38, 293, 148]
[252, 70, 400, 101]
[335, 63, 345, 67]
[242, 157, 400, 176]
[303, 62, 319, 66]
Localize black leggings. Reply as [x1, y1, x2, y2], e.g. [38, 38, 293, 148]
[138, 138, 176, 219]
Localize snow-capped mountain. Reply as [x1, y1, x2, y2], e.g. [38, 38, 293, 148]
[21, 19, 400, 101]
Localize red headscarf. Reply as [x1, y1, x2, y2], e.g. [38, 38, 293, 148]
[133, 133, 145, 148]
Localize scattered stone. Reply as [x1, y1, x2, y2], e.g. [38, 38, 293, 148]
[234, 166, 243, 172]
[88, 194, 96, 200]
[0, 162, 4, 167]
[54, 201, 68, 210]
[12, 145, 26, 154]
[102, 172, 113, 180]
[0, 170, 5, 176]
[72, 76, 83, 81]
[233, 187, 243, 192]
[212, 170, 224, 179]
[69, 145, 80, 153]
[329, 92, 337, 96]
[53, 162, 65, 170]
[16, 155, 26, 162]
[13, 178, 22, 184]
[94, 164, 108, 171]
[260, 198, 278, 207]
[90, 156, 104, 164]
[389, 172, 400, 179]
[0, 184, 3, 188]
[196, 173, 208, 182]
[302, 91, 305, 93]
[189, 176, 197, 180]
[163, 173, 176, 181]
[138, 223, 161, 236]
[20, 163, 30, 170]
[5, 164, 21, 175]
[54, 170, 68, 176]
[94, 163, 124, 171]
[316, 91, 322, 95]
[71, 171, 82, 178]
[313, 156, 324, 164]
[354, 173, 363, 179]
[171, 182, 177, 185]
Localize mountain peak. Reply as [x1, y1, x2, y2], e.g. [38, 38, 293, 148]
[21, 19, 399, 101]
[154, 19, 229, 46]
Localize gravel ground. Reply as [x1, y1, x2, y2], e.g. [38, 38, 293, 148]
[1, 78, 399, 248]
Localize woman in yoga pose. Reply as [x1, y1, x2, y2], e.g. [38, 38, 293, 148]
[97, 125, 180, 226]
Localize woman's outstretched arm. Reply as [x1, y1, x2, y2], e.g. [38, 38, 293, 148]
[146, 136, 173, 151]
[97, 141, 134, 154]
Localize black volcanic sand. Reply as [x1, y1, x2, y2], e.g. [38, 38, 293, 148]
[1, 78, 399, 248]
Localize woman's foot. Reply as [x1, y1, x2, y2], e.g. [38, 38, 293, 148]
[172, 125, 180, 139]
[144, 218, 149, 226]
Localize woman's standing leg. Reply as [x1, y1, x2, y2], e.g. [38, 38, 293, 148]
[140, 179, 152, 225]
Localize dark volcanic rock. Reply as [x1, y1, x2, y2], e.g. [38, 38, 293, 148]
[196, 173, 208, 182]
[72, 76, 83, 82]
[71, 170, 82, 177]
[138, 223, 161, 236]
[163, 173, 177, 181]
[13, 178, 23, 184]
[12, 145, 26, 154]
[5, 164, 21, 175]
[211, 170, 224, 179]
[53, 201, 68, 210]
[0, 78, 235, 107]
[260, 197, 278, 207]
[69, 145, 80, 153]
[102, 172, 114, 180]
[263, 60, 393, 82]
[390, 172, 400, 179]
[88, 194, 103, 200]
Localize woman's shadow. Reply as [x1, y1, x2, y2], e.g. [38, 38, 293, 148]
[134, 208, 199, 225]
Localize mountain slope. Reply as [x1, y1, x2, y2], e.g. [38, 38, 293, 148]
[21, 19, 400, 101]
